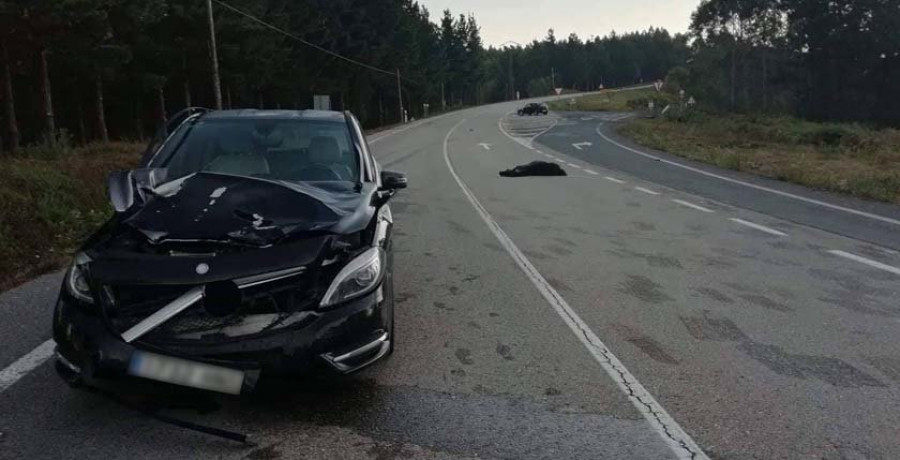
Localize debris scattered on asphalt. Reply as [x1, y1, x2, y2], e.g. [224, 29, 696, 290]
[499, 161, 567, 177]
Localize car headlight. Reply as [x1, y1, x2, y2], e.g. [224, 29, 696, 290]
[66, 252, 94, 304]
[319, 247, 384, 309]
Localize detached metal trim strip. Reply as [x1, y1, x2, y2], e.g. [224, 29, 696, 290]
[121, 286, 205, 343]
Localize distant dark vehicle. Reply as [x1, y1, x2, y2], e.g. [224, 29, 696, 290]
[53, 108, 407, 396]
[518, 103, 548, 116]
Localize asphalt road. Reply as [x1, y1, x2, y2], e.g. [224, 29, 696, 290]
[1, 97, 899, 459]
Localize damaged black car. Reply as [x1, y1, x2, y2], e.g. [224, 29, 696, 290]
[53, 108, 407, 396]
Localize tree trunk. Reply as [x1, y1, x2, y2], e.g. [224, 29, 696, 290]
[1, 38, 19, 152]
[762, 49, 768, 113]
[134, 98, 144, 140]
[94, 75, 108, 142]
[157, 85, 167, 127]
[225, 86, 232, 109]
[730, 45, 737, 110]
[76, 97, 86, 144]
[257, 91, 263, 109]
[183, 56, 192, 108]
[37, 47, 55, 138]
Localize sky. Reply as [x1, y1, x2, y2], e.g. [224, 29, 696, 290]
[418, 0, 702, 47]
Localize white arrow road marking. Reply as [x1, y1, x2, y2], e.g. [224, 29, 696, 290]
[572, 142, 593, 150]
[479, 143, 492, 151]
[827, 250, 900, 276]
[729, 218, 787, 236]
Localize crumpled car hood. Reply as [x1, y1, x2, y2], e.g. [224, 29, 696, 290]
[122, 173, 360, 246]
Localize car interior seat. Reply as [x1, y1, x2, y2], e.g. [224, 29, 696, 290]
[304, 136, 352, 181]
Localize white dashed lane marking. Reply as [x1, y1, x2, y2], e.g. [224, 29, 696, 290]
[729, 218, 787, 237]
[585, 169, 599, 175]
[604, 176, 625, 184]
[672, 199, 715, 213]
[827, 250, 900, 276]
[635, 186, 661, 196]
[567, 163, 581, 169]
[594, 123, 900, 227]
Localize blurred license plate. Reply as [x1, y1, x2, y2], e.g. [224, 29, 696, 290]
[128, 351, 244, 395]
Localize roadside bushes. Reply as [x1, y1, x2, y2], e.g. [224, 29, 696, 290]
[618, 115, 900, 203]
[0, 143, 142, 290]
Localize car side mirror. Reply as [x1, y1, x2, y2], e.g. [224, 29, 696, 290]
[380, 170, 408, 191]
[108, 170, 135, 213]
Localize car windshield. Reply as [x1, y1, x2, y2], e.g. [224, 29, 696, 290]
[150, 117, 360, 184]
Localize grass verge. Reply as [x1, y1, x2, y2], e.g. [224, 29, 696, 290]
[548, 88, 662, 112]
[618, 115, 900, 204]
[0, 142, 143, 291]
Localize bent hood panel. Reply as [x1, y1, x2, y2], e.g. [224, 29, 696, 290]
[123, 173, 359, 244]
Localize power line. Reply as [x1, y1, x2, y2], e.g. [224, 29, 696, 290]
[211, 0, 404, 80]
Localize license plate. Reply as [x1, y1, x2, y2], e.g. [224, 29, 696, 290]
[128, 351, 244, 395]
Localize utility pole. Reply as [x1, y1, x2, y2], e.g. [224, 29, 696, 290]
[396, 68, 404, 123]
[551, 67, 556, 90]
[206, 0, 223, 110]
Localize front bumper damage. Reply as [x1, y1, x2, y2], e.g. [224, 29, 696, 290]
[53, 281, 391, 395]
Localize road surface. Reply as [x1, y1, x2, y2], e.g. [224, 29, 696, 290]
[1, 98, 899, 459]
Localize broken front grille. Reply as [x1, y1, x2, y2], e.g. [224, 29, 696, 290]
[101, 268, 323, 343]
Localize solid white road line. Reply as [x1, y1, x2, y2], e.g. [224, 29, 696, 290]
[594, 123, 900, 227]
[585, 169, 599, 175]
[604, 176, 625, 184]
[635, 186, 661, 196]
[827, 250, 900, 276]
[672, 199, 715, 213]
[0, 339, 55, 393]
[730, 218, 788, 237]
[443, 118, 708, 460]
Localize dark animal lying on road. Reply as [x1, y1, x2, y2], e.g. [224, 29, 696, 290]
[499, 161, 567, 177]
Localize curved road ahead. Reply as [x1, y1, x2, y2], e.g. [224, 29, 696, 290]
[1, 97, 899, 459]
